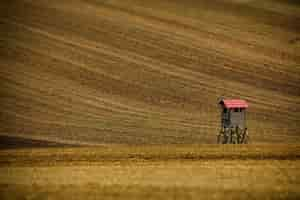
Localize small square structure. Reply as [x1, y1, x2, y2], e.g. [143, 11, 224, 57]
[218, 99, 249, 144]
[219, 99, 248, 129]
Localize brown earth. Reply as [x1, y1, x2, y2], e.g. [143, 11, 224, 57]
[0, 135, 76, 149]
[0, 0, 300, 145]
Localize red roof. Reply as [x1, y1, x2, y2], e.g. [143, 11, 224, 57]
[220, 99, 248, 108]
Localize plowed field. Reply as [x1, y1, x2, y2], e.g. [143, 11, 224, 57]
[1, 1, 300, 199]
[0, 0, 300, 145]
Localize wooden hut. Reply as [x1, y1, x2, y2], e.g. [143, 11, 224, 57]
[218, 99, 249, 144]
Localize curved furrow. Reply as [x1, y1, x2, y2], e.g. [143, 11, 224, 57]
[0, 63, 219, 131]
[2, 10, 300, 104]
[2, 17, 298, 122]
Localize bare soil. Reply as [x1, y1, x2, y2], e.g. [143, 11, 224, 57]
[0, 0, 299, 145]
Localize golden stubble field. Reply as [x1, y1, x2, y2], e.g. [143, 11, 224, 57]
[0, 144, 300, 200]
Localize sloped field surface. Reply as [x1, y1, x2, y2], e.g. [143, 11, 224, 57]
[0, 0, 299, 145]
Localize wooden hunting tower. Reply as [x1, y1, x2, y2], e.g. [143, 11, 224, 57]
[217, 99, 249, 144]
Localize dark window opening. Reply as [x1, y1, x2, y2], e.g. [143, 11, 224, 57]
[234, 108, 239, 112]
[223, 108, 227, 113]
